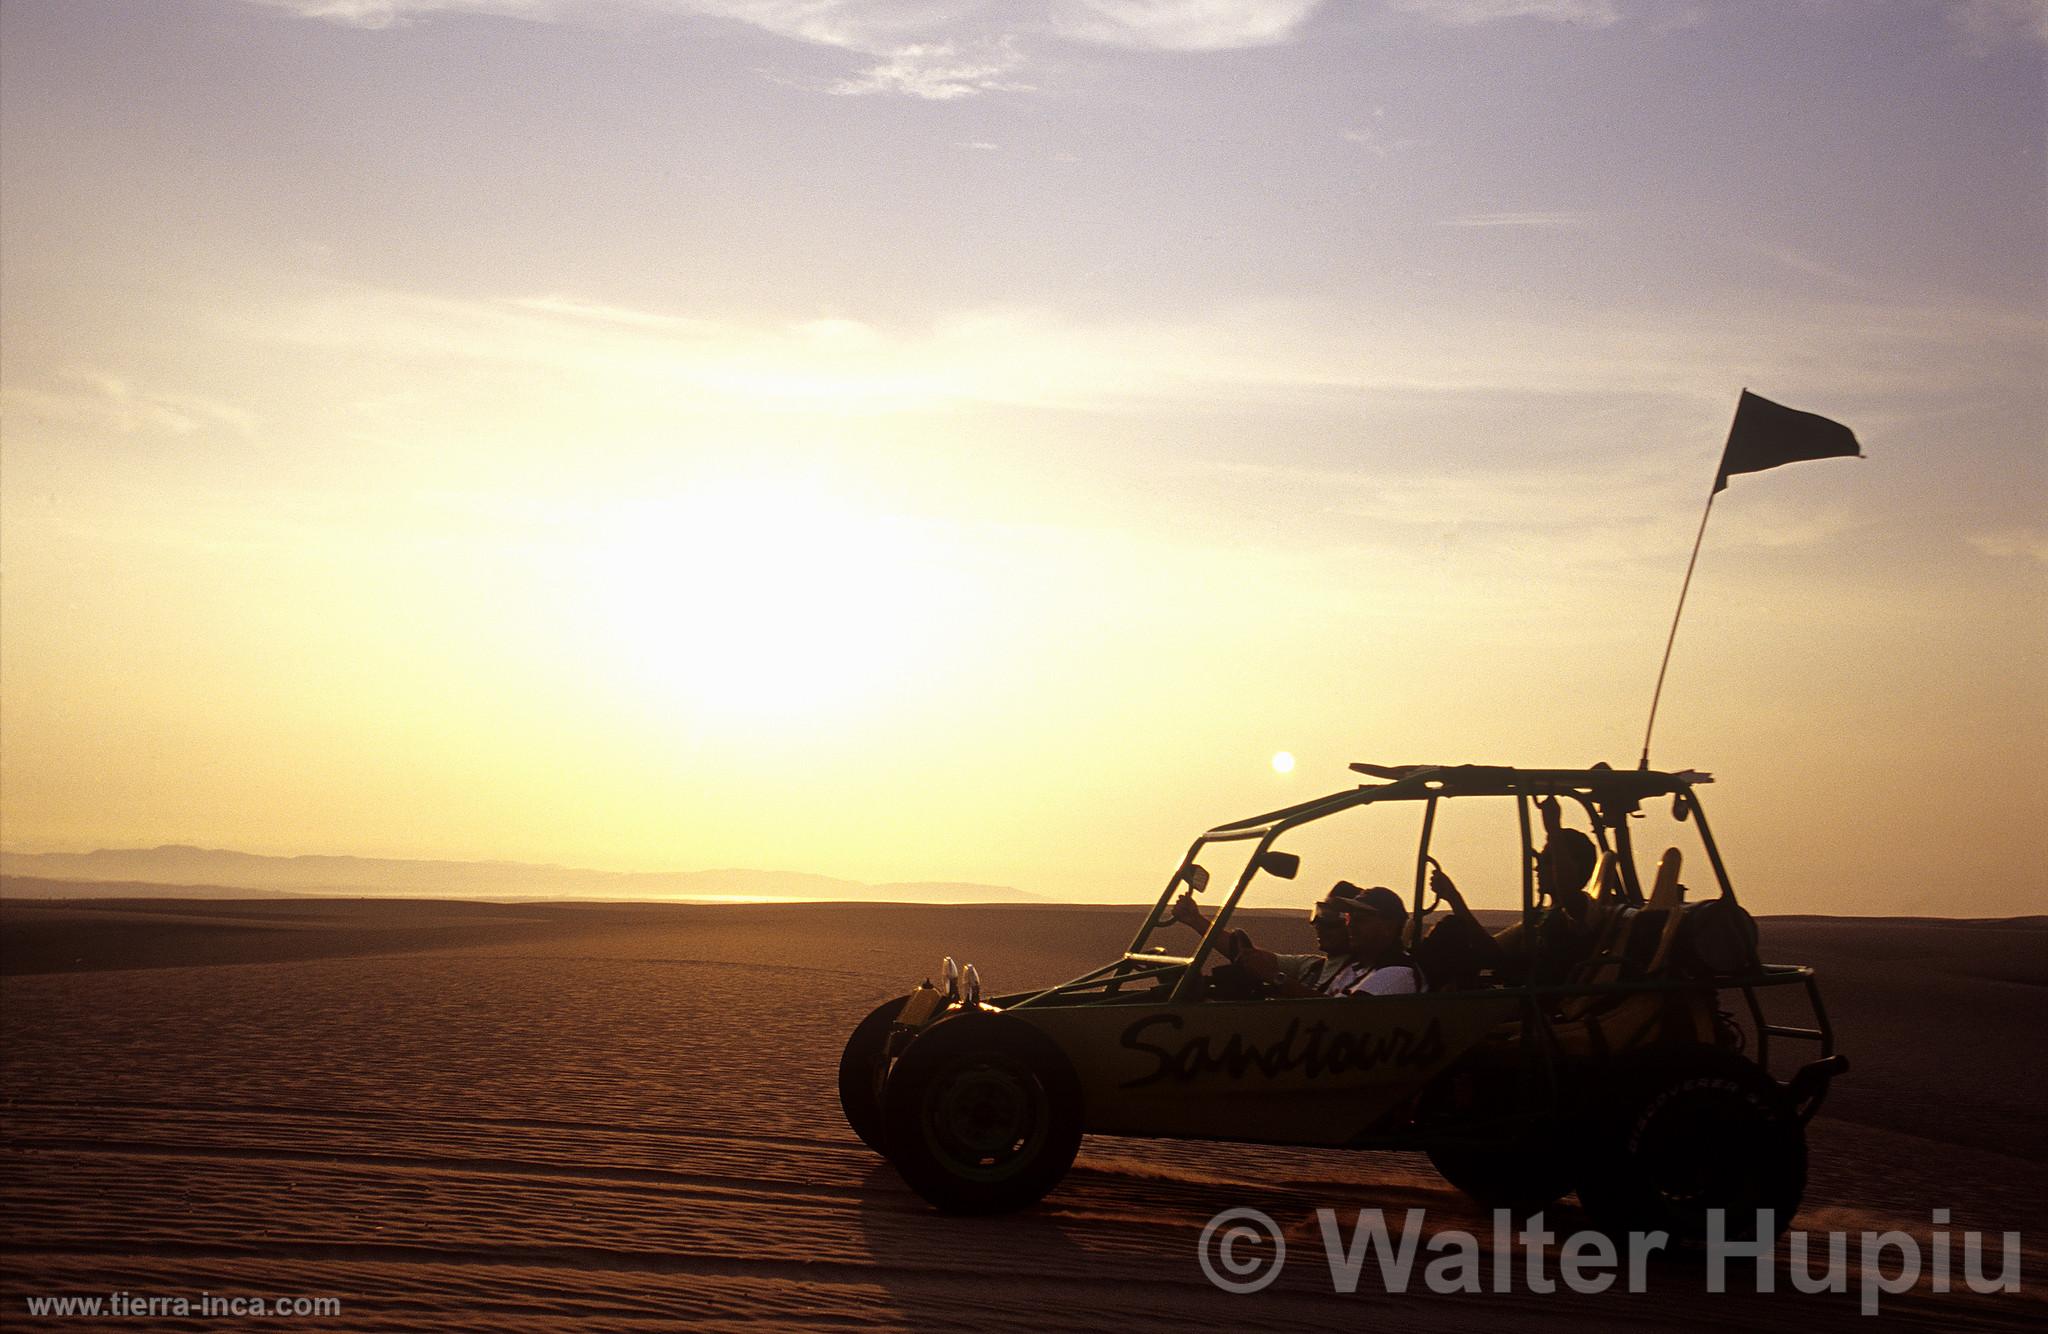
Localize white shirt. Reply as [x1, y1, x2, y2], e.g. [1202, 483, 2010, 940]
[1320, 957, 1422, 997]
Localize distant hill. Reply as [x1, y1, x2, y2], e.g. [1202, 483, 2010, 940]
[0, 846, 1039, 904]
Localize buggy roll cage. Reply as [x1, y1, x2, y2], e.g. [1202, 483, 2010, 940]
[1124, 763, 1726, 1003]
[995, 762, 1839, 1116]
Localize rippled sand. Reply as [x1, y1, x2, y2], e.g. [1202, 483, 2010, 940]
[2, 899, 2042, 1330]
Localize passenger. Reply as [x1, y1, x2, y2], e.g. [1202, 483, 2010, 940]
[1438, 801, 1601, 984]
[1169, 881, 1421, 996]
[1413, 861, 1505, 989]
[1311, 884, 1424, 996]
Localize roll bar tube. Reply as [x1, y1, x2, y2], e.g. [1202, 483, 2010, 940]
[1125, 770, 1727, 991]
[1168, 827, 1289, 1003]
[1411, 794, 1438, 926]
[1517, 794, 1535, 927]
[1679, 787, 1740, 903]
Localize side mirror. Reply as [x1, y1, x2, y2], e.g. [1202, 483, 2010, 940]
[1257, 850, 1301, 880]
[1179, 864, 1211, 894]
[1672, 794, 1691, 823]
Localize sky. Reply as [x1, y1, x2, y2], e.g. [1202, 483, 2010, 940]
[1, 0, 2043, 915]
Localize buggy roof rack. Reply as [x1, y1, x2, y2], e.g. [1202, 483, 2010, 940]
[1204, 762, 1713, 840]
[1347, 762, 1711, 798]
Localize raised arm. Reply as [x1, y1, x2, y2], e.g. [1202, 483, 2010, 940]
[1167, 890, 1211, 934]
[1168, 892, 1254, 964]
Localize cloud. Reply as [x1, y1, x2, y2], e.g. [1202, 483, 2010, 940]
[245, 281, 2046, 446]
[245, 0, 1336, 101]
[241, 0, 536, 28]
[1439, 210, 1588, 228]
[243, 1, 986, 47]
[510, 294, 729, 334]
[244, 1, 1025, 96]
[1180, 456, 1697, 582]
[687, 1, 995, 53]
[1185, 448, 1879, 585]
[1946, 0, 2048, 55]
[257, 289, 1267, 414]
[243, 0, 1653, 103]
[1968, 527, 2048, 564]
[1341, 125, 1421, 158]
[1708, 500, 1866, 553]
[1048, 0, 1324, 51]
[246, 0, 1642, 49]
[1385, 0, 1621, 26]
[829, 38, 1029, 98]
[0, 370, 258, 444]
[1744, 243, 1876, 292]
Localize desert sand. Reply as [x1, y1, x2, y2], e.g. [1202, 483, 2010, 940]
[2, 897, 2043, 1331]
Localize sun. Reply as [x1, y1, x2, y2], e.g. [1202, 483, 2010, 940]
[1272, 751, 1295, 774]
[577, 479, 957, 724]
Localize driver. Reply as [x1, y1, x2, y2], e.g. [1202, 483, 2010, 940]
[1169, 881, 1422, 996]
[1484, 811, 1603, 983]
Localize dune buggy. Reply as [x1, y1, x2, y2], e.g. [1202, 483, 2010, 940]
[840, 763, 1846, 1244]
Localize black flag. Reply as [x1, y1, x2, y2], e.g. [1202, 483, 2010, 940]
[1714, 389, 1862, 492]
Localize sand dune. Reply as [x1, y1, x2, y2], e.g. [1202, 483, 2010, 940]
[3, 901, 2042, 1330]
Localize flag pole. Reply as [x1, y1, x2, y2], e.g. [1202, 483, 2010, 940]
[1639, 487, 1717, 771]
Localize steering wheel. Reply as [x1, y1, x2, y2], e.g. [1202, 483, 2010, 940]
[1204, 960, 1275, 1002]
[1423, 855, 1468, 915]
[1200, 928, 1277, 1000]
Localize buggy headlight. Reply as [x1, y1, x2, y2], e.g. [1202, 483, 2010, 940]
[961, 964, 982, 1006]
[941, 956, 961, 1001]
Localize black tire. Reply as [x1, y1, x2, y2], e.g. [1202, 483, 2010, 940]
[1576, 1044, 1806, 1250]
[1417, 1051, 1581, 1214]
[838, 994, 909, 1154]
[882, 1013, 1083, 1215]
[1427, 1140, 1578, 1215]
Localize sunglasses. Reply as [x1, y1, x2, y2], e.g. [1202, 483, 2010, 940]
[1309, 903, 1398, 926]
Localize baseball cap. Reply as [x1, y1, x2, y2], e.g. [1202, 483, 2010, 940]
[1316, 881, 1407, 922]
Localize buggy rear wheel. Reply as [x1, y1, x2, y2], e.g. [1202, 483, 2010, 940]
[1576, 1044, 1805, 1249]
[838, 994, 909, 1154]
[1416, 1050, 1581, 1214]
[883, 1014, 1082, 1215]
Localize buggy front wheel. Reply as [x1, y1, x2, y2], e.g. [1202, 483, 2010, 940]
[883, 1014, 1083, 1215]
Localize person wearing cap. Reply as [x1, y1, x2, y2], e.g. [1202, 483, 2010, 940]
[1304, 883, 1424, 996]
[1460, 797, 1605, 984]
[1168, 881, 1423, 997]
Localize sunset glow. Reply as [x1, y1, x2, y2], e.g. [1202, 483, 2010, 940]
[1, 1, 2042, 914]
[576, 479, 964, 723]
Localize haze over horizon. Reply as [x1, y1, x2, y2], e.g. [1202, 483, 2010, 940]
[3, 0, 2044, 916]
[0, 841, 1049, 903]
